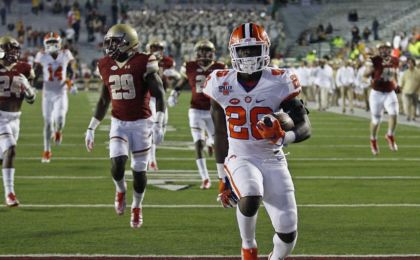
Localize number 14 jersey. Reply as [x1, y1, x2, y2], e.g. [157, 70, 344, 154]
[203, 68, 301, 158]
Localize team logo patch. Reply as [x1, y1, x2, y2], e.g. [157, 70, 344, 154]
[111, 65, 118, 71]
[219, 82, 233, 96]
[244, 96, 252, 103]
[229, 98, 240, 105]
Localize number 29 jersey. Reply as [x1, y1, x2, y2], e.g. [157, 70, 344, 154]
[203, 68, 301, 158]
[97, 52, 158, 121]
[34, 49, 74, 93]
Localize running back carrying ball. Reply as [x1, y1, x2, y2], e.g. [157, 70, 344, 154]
[262, 112, 295, 131]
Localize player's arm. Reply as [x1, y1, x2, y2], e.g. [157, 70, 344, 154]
[85, 84, 110, 152]
[167, 64, 187, 107]
[279, 97, 311, 145]
[33, 62, 43, 82]
[146, 71, 166, 145]
[66, 60, 78, 94]
[363, 60, 374, 78]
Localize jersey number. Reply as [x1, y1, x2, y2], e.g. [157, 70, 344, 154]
[48, 65, 63, 81]
[195, 75, 207, 93]
[225, 106, 273, 140]
[109, 74, 136, 100]
[0, 76, 22, 98]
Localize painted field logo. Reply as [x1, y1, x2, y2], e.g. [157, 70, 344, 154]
[219, 82, 232, 96]
[229, 98, 240, 105]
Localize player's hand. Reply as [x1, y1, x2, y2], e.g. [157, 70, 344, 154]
[217, 177, 238, 208]
[256, 115, 285, 144]
[16, 74, 36, 103]
[85, 129, 95, 152]
[394, 85, 401, 94]
[152, 123, 164, 145]
[167, 90, 178, 108]
[70, 85, 78, 95]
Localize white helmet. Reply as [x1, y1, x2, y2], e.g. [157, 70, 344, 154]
[43, 32, 62, 54]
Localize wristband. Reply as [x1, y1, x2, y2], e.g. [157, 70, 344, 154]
[217, 163, 227, 179]
[88, 117, 100, 130]
[277, 131, 296, 146]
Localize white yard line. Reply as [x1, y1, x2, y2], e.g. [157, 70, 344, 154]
[15, 157, 420, 161]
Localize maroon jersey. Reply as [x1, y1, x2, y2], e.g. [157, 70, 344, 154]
[370, 56, 399, 92]
[0, 62, 32, 109]
[159, 56, 175, 70]
[185, 61, 225, 110]
[97, 53, 153, 121]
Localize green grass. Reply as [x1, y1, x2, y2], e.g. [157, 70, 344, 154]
[0, 91, 419, 256]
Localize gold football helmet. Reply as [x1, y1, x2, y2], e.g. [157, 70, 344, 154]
[104, 24, 139, 60]
[0, 36, 21, 65]
[194, 39, 215, 63]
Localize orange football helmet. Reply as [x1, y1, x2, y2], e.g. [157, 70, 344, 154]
[229, 22, 271, 74]
[44, 32, 62, 54]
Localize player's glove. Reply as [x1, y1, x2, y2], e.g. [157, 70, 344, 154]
[152, 111, 165, 145]
[85, 117, 100, 152]
[167, 89, 179, 108]
[16, 74, 36, 104]
[256, 114, 285, 144]
[217, 176, 238, 208]
[394, 85, 401, 94]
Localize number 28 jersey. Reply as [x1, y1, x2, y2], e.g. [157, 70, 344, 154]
[203, 68, 301, 158]
[97, 52, 158, 121]
[34, 49, 74, 93]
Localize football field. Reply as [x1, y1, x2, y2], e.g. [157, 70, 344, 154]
[1, 90, 420, 259]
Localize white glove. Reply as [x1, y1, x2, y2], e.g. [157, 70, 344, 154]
[70, 85, 78, 95]
[85, 117, 100, 152]
[16, 74, 35, 103]
[167, 89, 178, 108]
[152, 111, 165, 145]
[85, 129, 95, 152]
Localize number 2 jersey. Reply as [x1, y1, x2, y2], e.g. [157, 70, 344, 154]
[203, 68, 301, 158]
[182, 61, 226, 110]
[97, 52, 158, 121]
[0, 62, 33, 110]
[369, 55, 399, 93]
[34, 49, 74, 94]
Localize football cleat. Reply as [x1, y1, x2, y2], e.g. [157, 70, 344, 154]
[149, 161, 158, 171]
[370, 139, 379, 155]
[385, 134, 398, 151]
[41, 151, 52, 163]
[241, 248, 258, 260]
[200, 179, 211, 190]
[5, 192, 19, 207]
[130, 207, 143, 228]
[114, 192, 126, 215]
[54, 131, 62, 145]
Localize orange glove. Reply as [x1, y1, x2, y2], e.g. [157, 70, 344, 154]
[256, 115, 285, 144]
[217, 177, 238, 208]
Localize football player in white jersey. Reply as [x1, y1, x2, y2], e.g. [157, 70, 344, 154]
[203, 23, 311, 260]
[34, 32, 76, 163]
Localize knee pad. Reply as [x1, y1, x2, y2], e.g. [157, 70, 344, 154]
[111, 155, 128, 181]
[238, 196, 262, 217]
[277, 231, 297, 244]
[131, 152, 148, 172]
[194, 140, 205, 158]
[132, 171, 147, 193]
[371, 114, 382, 125]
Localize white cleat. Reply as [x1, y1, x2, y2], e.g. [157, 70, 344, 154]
[200, 179, 211, 189]
[41, 151, 52, 163]
[130, 207, 143, 228]
[114, 192, 126, 215]
[5, 192, 19, 207]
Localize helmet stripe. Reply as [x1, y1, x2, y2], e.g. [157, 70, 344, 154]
[244, 23, 250, 39]
[249, 23, 254, 38]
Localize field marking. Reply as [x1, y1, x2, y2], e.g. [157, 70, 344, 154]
[4, 203, 420, 208]
[15, 157, 420, 161]
[8, 175, 420, 180]
[1, 254, 420, 259]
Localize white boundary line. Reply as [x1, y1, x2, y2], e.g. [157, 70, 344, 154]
[15, 157, 420, 161]
[5, 203, 420, 208]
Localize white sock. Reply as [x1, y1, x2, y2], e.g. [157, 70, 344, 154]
[150, 144, 156, 163]
[236, 206, 258, 249]
[196, 158, 209, 180]
[44, 124, 52, 151]
[2, 168, 15, 197]
[131, 190, 145, 209]
[387, 129, 394, 136]
[113, 177, 126, 193]
[270, 232, 297, 259]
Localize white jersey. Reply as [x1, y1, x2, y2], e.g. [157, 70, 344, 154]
[34, 49, 74, 93]
[203, 68, 301, 159]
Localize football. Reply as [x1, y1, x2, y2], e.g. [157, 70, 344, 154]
[263, 112, 295, 131]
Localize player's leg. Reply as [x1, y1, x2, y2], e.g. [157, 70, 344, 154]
[340, 86, 346, 113]
[348, 86, 354, 113]
[129, 119, 152, 228]
[189, 109, 210, 189]
[42, 94, 54, 162]
[109, 118, 129, 215]
[0, 117, 19, 207]
[148, 96, 158, 170]
[225, 157, 264, 260]
[369, 90, 385, 155]
[52, 92, 68, 145]
[262, 160, 298, 260]
[204, 113, 215, 157]
[384, 91, 399, 151]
